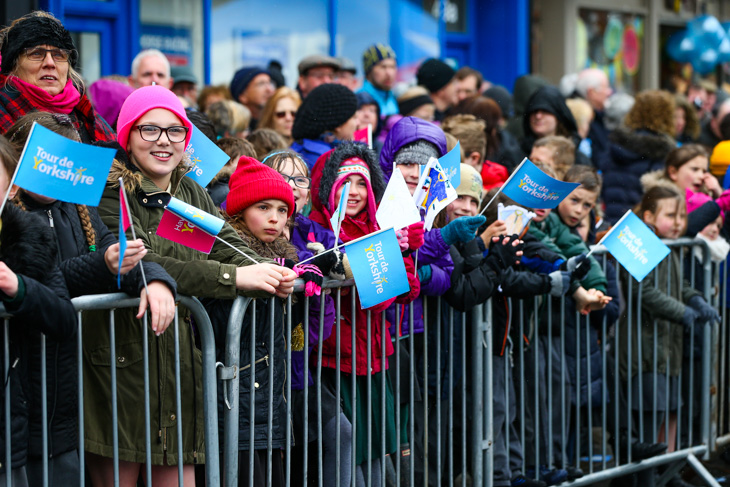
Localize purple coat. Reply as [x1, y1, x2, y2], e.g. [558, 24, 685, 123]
[290, 213, 337, 389]
[379, 116, 448, 181]
[388, 228, 453, 337]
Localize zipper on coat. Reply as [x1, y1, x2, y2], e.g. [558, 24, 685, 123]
[239, 354, 269, 372]
[46, 210, 54, 228]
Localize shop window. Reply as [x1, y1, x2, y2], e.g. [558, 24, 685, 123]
[577, 9, 644, 95]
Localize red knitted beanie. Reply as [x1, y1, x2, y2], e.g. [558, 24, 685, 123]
[226, 156, 296, 217]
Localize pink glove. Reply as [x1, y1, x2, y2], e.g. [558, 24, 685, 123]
[396, 228, 409, 251]
[407, 221, 425, 250]
[293, 264, 323, 297]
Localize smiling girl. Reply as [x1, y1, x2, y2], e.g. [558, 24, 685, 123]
[94, 85, 295, 486]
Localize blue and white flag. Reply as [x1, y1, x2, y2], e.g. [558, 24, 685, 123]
[345, 228, 411, 309]
[500, 158, 580, 209]
[439, 141, 461, 187]
[184, 128, 230, 187]
[413, 157, 458, 230]
[13, 123, 115, 206]
[600, 210, 671, 282]
[330, 181, 350, 240]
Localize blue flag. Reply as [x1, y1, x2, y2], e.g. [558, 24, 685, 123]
[600, 211, 671, 282]
[184, 128, 230, 187]
[501, 159, 580, 209]
[164, 197, 225, 236]
[13, 123, 115, 206]
[439, 141, 461, 187]
[117, 197, 127, 289]
[345, 228, 411, 309]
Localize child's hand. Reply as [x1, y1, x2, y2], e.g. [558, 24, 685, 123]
[480, 220, 507, 247]
[407, 221, 425, 250]
[137, 281, 176, 336]
[293, 264, 323, 297]
[0, 262, 19, 298]
[236, 263, 288, 295]
[274, 267, 297, 299]
[703, 173, 723, 198]
[105, 239, 147, 275]
[396, 228, 409, 251]
[572, 287, 611, 314]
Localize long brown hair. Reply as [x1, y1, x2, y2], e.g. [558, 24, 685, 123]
[664, 144, 708, 179]
[634, 185, 686, 236]
[6, 112, 97, 250]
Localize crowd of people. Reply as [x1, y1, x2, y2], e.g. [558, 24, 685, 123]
[0, 8, 729, 487]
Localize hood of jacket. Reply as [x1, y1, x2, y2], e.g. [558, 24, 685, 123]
[639, 168, 678, 193]
[521, 85, 579, 151]
[609, 127, 676, 163]
[379, 116, 447, 181]
[512, 74, 550, 117]
[0, 202, 57, 281]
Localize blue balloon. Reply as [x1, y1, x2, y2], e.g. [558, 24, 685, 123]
[687, 15, 730, 72]
[692, 48, 719, 74]
[667, 29, 695, 63]
[689, 15, 726, 49]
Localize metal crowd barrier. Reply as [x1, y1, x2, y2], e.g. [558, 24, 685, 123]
[3, 237, 730, 487]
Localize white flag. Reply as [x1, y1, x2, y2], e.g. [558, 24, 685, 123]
[376, 168, 422, 231]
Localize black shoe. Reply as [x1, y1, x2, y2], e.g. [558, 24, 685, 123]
[631, 440, 667, 461]
[566, 466, 584, 480]
[512, 474, 547, 487]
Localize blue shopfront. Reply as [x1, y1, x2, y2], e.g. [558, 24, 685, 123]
[33, 0, 528, 92]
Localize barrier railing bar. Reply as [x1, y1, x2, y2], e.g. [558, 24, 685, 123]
[109, 309, 119, 487]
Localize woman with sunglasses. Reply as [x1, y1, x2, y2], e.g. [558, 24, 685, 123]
[258, 86, 301, 145]
[0, 11, 115, 143]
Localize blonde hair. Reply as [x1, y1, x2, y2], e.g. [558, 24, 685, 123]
[566, 98, 594, 136]
[533, 135, 575, 179]
[206, 100, 251, 138]
[259, 87, 302, 141]
[442, 114, 487, 161]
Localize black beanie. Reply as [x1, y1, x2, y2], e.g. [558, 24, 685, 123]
[1, 14, 77, 74]
[416, 58, 455, 94]
[292, 83, 357, 141]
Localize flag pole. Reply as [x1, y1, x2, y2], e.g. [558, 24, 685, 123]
[478, 158, 527, 217]
[0, 123, 38, 216]
[119, 178, 150, 295]
[214, 235, 259, 265]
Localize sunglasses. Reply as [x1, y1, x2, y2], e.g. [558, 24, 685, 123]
[275, 110, 297, 119]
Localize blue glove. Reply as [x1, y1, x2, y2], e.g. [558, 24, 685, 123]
[417, 264, 432, 284]
[688, 295, 721, 323]
[440, 215, 486, 246]
[549, 270, 571, 297]
[682, 305, 700, 329]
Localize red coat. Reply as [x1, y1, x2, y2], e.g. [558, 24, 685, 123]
[309, 151, 420, 375]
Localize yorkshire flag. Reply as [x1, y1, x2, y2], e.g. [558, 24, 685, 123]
[413, 157, 458, 230]
[599, 210, 671, 282]
[184, 128, 230, 187]
[156, 197, 224, 254]
[501, 158, 580, 209]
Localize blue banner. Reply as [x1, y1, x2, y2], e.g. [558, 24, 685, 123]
[184, 129, 230, 187]
[601, 211, 671, 282]
[14, 123, 115, 206]
[501, 158, 580, 209]
[345, 228, 411, 309]
[165, 197, 225, 236]
[439, 141, 461, 187]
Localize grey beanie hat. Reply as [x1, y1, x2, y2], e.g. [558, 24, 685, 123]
[393, 140, 441, 166]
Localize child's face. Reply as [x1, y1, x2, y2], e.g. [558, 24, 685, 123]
[700, 214, 723, 240]
[576, 214, 591, 242]
[332, 114, 358, 141]
[334, 174, 368, 217]
[529, 146, 555, 168]
[644, 198, 685, 239]
[446, 195, 479, 220]
[396, 164, 421, 196]
[127, 108, 186, 188]
[242, 199, 289, 243]
[532, 207, 551, 223]
[278, 157, 310, 213]
[356, 104, 378, 131]
[669, 155, 707, 193]
[558, 187, 597, 228]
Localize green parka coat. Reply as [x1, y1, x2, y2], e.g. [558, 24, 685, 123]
[85, 159, 270, 465]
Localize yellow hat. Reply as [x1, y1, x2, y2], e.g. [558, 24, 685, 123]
[455, 163, 483, 202]
[710, 141, 730, 179]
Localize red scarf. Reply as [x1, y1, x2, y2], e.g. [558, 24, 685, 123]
[10, 76, 80, 114]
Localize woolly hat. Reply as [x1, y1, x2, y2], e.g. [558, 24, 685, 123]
[416, 58, 456, 94]
[229, 66, 268, 101]
[362, 43, 396, 74]
[88, 79, 134, 129]
[456, 163, 483, 202]
[393, 139, 441, 166]
[1, 14, 78, 74]
[226, 156, 296, 217]
[116, 85, 194, 151]
[291, 83, 357, 141]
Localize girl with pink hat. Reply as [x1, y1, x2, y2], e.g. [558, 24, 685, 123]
[90, 85, 296, 486]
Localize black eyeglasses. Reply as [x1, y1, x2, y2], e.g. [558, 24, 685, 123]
[280, 173, 311, 189]
[24, 47, 73, 63]
[133, 125, 189, 143]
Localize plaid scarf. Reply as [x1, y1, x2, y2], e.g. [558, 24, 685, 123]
[0, 74, 116, 143]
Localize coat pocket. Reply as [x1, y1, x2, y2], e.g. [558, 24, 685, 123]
[88, 341, 144, 369]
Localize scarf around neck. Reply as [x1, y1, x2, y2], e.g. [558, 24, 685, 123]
[10, 76, 80, 114]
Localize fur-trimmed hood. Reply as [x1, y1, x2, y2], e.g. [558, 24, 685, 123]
[609, 127, 676, 161]
[640, 169, 677, 193]
[0, 202, 57, 281]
